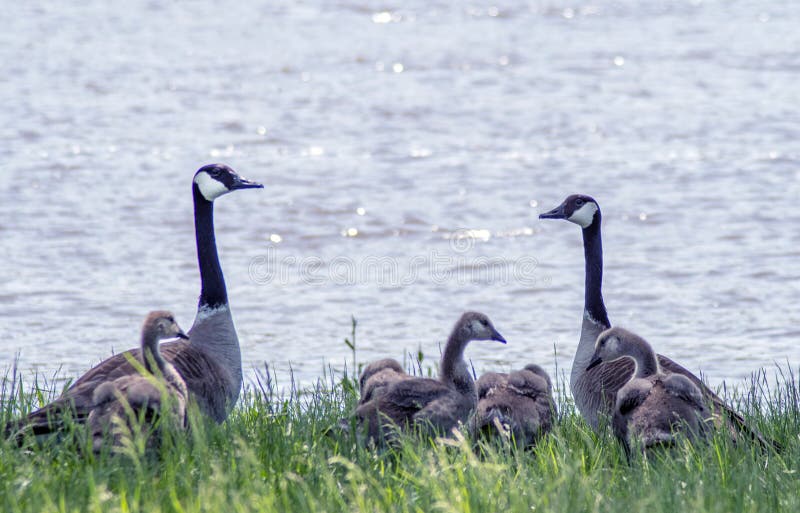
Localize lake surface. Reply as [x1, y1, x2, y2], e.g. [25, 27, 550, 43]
[1, 0, 798, 395]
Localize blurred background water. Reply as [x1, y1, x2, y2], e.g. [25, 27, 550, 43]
[1, 0, 798, 394]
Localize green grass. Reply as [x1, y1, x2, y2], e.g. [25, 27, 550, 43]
[1, 355, 798, 513]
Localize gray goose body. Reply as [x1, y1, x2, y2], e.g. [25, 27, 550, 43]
[355, 312, 506, 444]
[6, 165, 262, 438]
[88, 311, 189, 452]
[539, 194, 774, 449]
[473, 364, 556, 447]
[588, 327, 711, 456]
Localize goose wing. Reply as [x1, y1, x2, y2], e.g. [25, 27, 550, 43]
[69, 340, 224, 400]
[658, 354, 776, 449]
[6, 341, 230, 439]
[658, 356, 718, 405]
[585, 357, 638, 413]
[591, 353, 732, 414]
[589, 353, 776, 450]
[414, 389, 473, 433]
[384, 378, 452, 413]
[354, 378, 452, 441]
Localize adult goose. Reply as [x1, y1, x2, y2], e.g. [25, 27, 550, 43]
[539, 194, 773, 448]
[472, 364, 556, 447]
[7, 164, 262, 438]
[88, 311, 189, 452]
[587, 327, 711, 457]
[356, 312, 506, 444]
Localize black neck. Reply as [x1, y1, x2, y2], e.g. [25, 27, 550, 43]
[193, 183, 227, 309]
[582, 214, 610, 328]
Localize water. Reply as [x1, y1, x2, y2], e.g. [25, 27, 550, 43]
[1, 1, 799, 394]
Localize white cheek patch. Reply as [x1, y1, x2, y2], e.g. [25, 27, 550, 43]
[568, 202, 598, 228]
[194, 171, 230, 201]
[469, 319, 487, 337]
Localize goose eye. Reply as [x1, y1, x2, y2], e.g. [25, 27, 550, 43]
[576, 198, 584, 206]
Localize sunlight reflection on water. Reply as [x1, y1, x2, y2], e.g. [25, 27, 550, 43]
[1, 0, 799, 392]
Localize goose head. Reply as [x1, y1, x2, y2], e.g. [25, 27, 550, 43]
[586, 326, 643, 370]
[193, 163, 263, 202]
[456, 311, 507, 344]
[539, 194, 599, 229]
[143, 310, 190, 344]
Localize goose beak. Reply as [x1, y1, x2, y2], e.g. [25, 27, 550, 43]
[490, 329, 507, 344]
[176, 330, 189, 340]
[586, 356, 602, 371]
[231, 175, 264, 191]
[539, 203, 566, 220]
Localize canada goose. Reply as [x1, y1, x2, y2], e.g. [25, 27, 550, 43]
[472, 364, 556, 447]
[88, 311, 189, 452]
[539, 194, 774, 448]
[7, 165, 262, 438]
[358, 358, 408, 404]
[355, 312, 507, 444]
[587, 327, 711, 457]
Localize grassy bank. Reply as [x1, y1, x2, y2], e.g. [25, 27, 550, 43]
[1, 358, 798, 513]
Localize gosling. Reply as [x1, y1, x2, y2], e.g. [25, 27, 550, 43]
[472, 364, 556, 447]
[587, 327, 711, 457]
[355, 312, 506, 444]
[87, 311, 189, 452]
